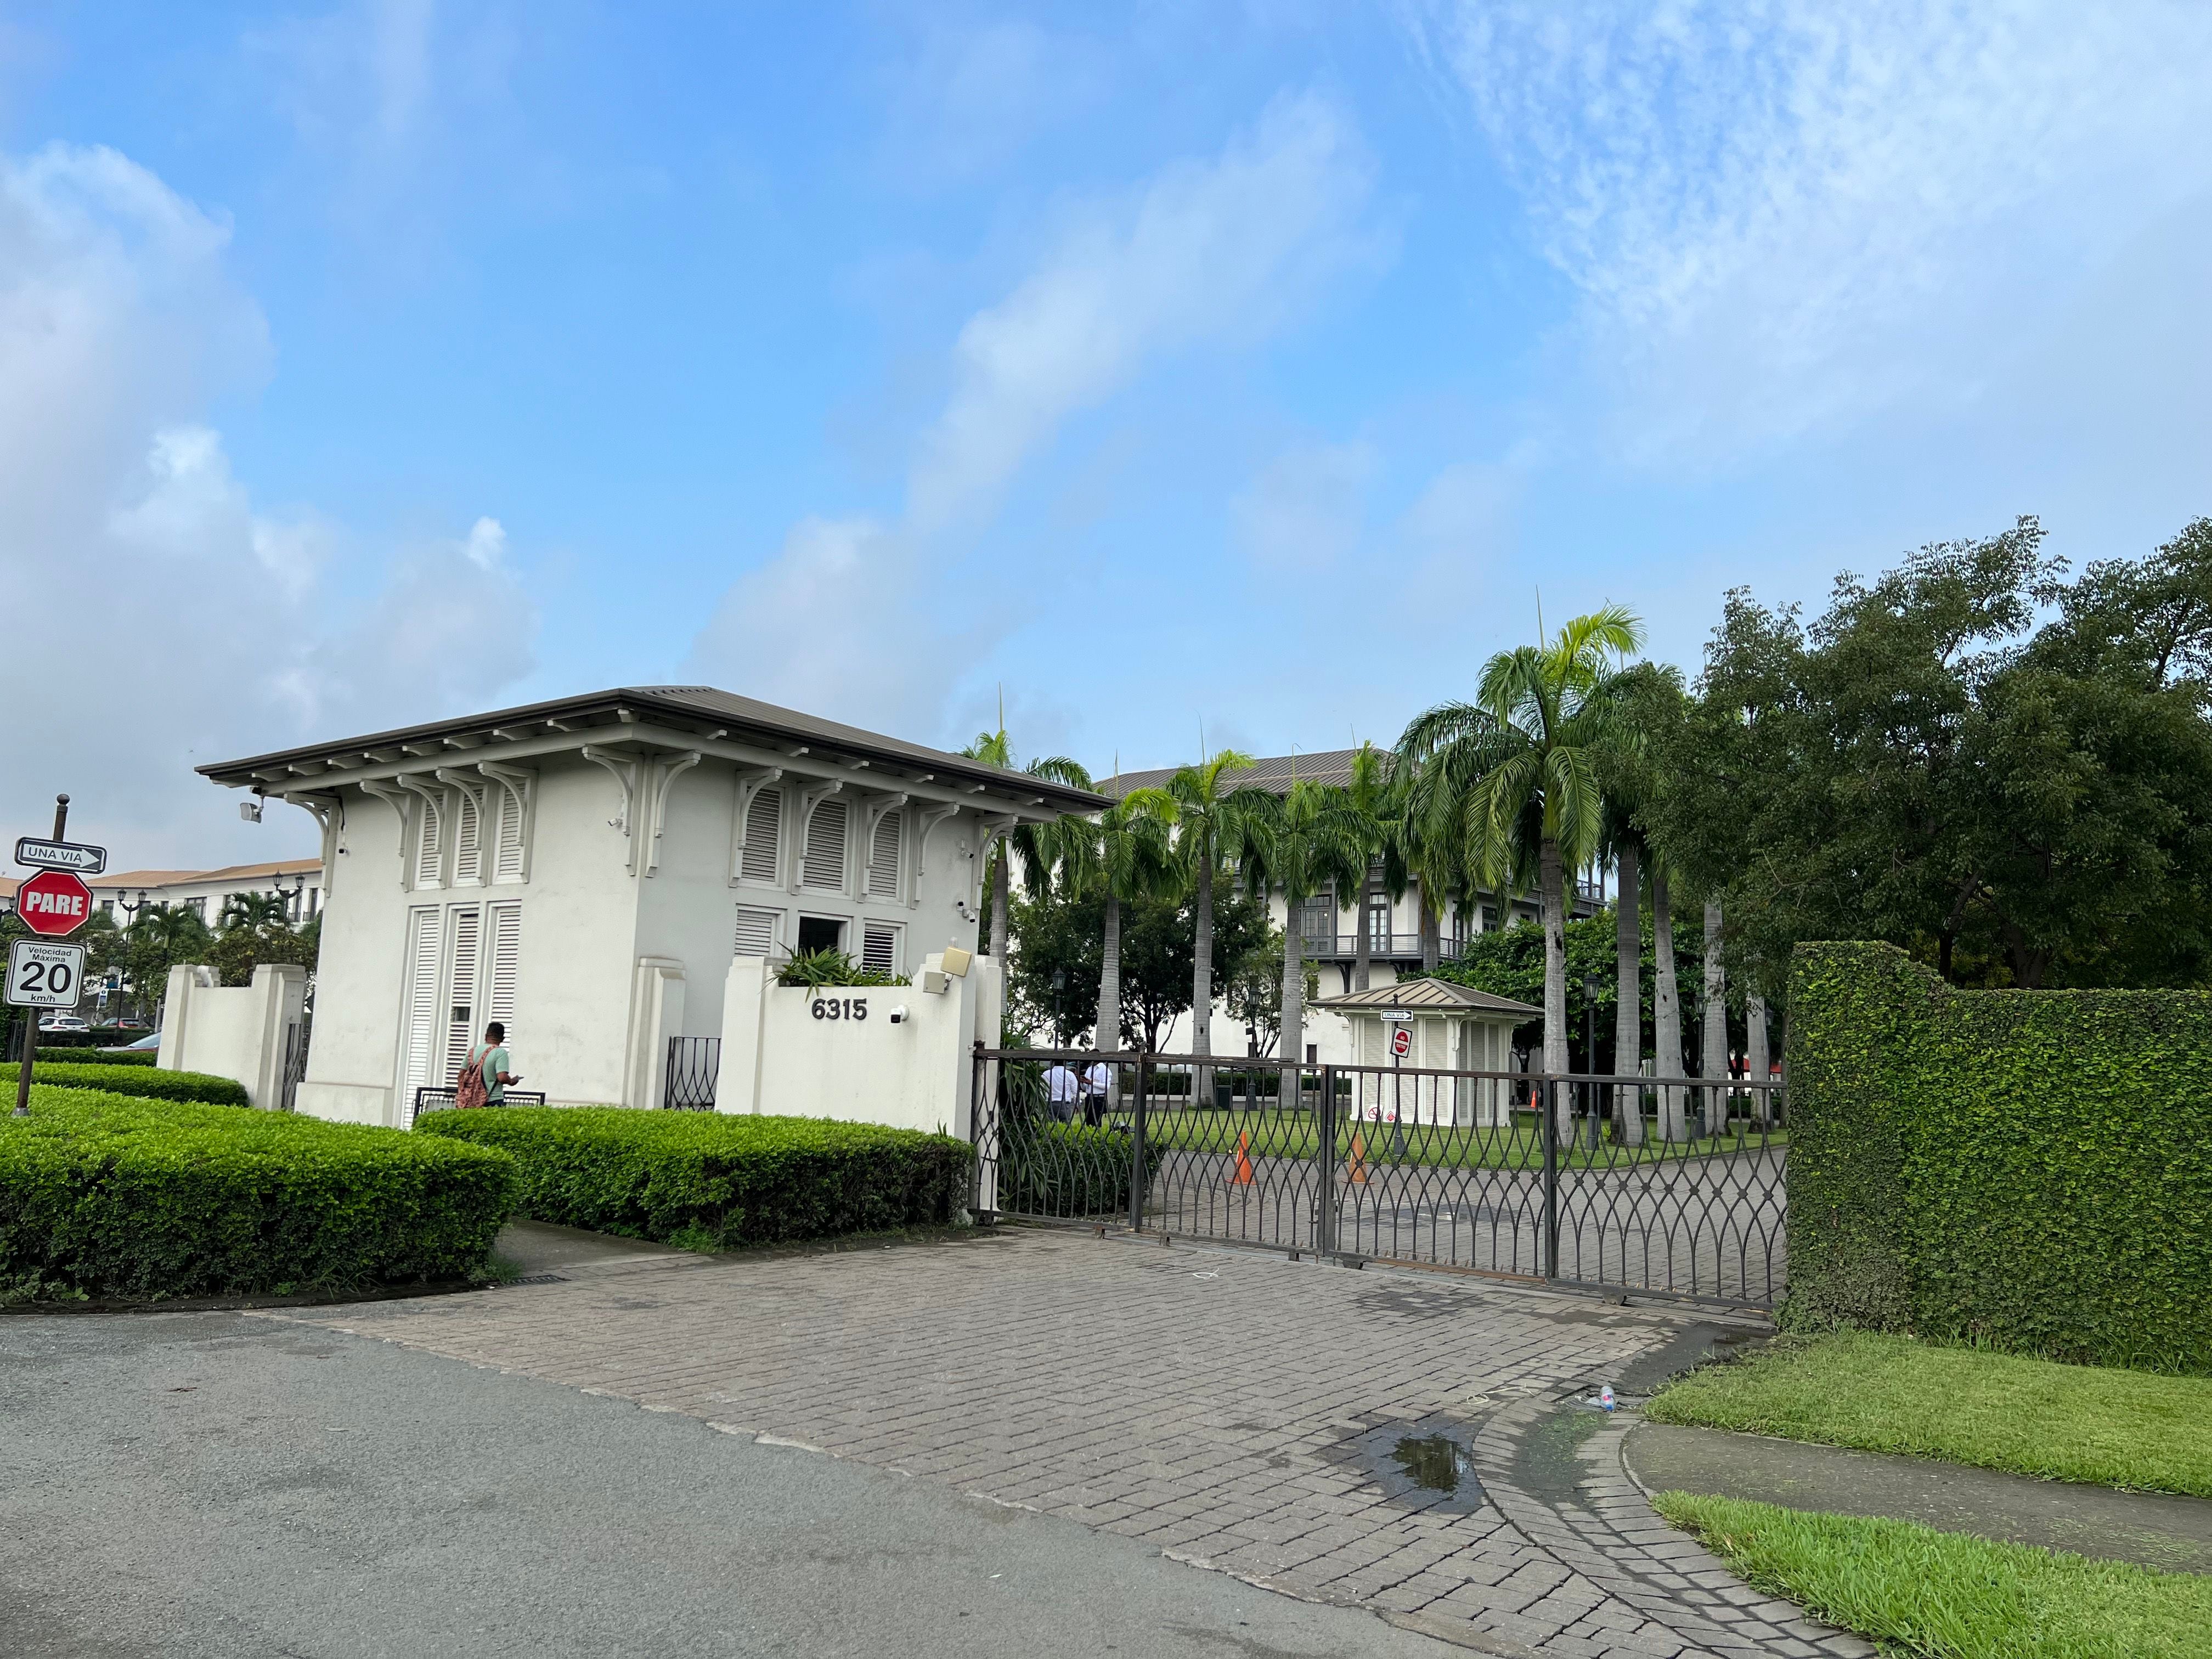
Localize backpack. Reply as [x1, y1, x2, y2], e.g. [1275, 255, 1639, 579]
[454, 1044, 490, 1110]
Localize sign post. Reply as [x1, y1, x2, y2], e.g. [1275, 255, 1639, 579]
[9, 795, 99, 1119]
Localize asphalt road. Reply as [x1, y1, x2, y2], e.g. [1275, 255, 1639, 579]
[0, 1306, 1455, 1659]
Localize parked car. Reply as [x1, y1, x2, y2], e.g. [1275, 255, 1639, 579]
[104, 1032, 162, 1053]
[39, 1014, 92, 1033]
[114, 1018, 151, 1032]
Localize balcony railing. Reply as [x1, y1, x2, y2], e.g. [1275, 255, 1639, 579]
[1300, 932, 1475, 962]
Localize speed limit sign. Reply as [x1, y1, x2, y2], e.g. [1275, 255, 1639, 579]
[6, 939, 86, 1008]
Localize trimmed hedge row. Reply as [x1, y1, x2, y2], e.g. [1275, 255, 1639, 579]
[417, 1108, 972, 1248]
[1786, 941, 2212, 1372]
[1, 1086, 518, 1301]
[1002, 1118, 1153, 1217]
[0, 1063, 249, 1107]
[40, 1047, 158, 1066]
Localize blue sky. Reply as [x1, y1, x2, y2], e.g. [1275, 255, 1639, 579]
[5, 2, 2211, 866]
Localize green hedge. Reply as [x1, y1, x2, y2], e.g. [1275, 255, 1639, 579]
[0, 1086, 518, 1301]
[0, 1063, 248, 1107]
[416, 1108, 972, 1248]
[1001, 1117, 1152, 1217]
[41, 1047, 158, 1066]
[1786, 942, 2212, 1372]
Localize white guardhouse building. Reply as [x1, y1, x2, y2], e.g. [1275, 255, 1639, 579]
[1308, 978, 1540, 1126]
[198, 687, 1103, 1127]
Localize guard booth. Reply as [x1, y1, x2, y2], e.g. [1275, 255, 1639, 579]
[195, 686, 1102, 1131]
[1307, 978, 1537, 1126]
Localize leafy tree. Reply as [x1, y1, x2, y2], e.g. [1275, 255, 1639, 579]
[1061, 797, 1175, 1054]
[209, 906, 320, 988]
[1399, 606, 1645, 1126]
[1433, 912, 1707, 1071]
[1222, 915, 1317, 1058]
[1007, 885, 1273, 1052]
[1654, 517, 2212, 991]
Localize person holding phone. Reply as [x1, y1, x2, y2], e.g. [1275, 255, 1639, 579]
[472, 1021, 520, 1103]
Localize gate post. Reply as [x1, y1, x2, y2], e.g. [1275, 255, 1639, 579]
[1316, 1063, 1338, 1255]
[1127, 1054, 1150, 1232]
[969, 1040, 997, 1223]
[1541, 1076, 1560, 1280]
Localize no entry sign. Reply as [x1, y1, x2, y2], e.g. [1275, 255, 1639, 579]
[15, 868, 93, 936]
[1390, 1025, 1412, 1059]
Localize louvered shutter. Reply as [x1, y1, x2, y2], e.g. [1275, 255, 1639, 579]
[413, 792, 445, 888]
[442, 906, 482, 1085]
[400, 907, 445, 1105]
[861, 922, 900, 977]
[493, 781, 528, 882]
[733, 906, 781, 957]
[866, 809, 902, 898]
[741, 788, 782, 884]
[454, 789, 483, 884]
[487, 903, 521, 1037]
[801, 799, 847, 890]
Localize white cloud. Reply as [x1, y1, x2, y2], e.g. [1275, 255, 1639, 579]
[1233, 440, 1375, 573]
[686, 517, 966, 727]
[0, 142, 535, 866]
[1409, 2, 2212, 461]
[693, 91, 1383, 737]
[874, 18, 1106, 188]
[909, 90, 1379, 529]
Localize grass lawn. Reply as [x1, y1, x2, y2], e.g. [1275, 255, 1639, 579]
[1136, 1105, 1781, 1173]
[1647, 1330, 2212, 1498]
[1655, 1493, 2212, 1659]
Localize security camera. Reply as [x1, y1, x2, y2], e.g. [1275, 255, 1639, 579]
[888, 1006, 910, 1024]
[240, 799, 263, 823]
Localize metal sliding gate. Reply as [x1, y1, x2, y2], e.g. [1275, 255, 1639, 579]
[969, 1047, 1787, 1311]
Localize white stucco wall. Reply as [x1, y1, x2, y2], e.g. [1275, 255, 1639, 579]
[157, 962, 308, 1108]
[283, 720, 1017, 1128]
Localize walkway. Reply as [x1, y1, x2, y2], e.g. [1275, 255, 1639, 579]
[276, 1225, 1866, 1657]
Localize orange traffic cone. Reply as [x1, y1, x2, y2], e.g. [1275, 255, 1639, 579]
[1233, 1129, 1255, 1186]
[1346, 1131, 1368, 1186]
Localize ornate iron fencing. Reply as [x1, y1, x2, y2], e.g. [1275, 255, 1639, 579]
[969, 1046, 1786, 1311]
[663, 1036, 721, 1110]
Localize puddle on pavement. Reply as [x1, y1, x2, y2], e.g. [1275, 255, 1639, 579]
[1391, 1434, 1470, 1494]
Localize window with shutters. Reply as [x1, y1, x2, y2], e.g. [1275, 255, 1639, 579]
[441, 906, 482, 1086]
[486, 903, 521, 1037]
[740, 787, 782, 885]
[733, 905, 782, 958]
[861, 921, 901, 978]
[865, 808, 902, 898]
[492, 779, 530, 883]
[453, 789, 484, 885]
[399, 906, 445, 1106]
[800, 798, 847, 891]
[412, 791, 446, 888]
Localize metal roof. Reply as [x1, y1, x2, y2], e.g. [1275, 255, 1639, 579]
[1309, 977, 1540, 1018]
[1097, 748, 1359, 799]
[197, 685, 1108, 814]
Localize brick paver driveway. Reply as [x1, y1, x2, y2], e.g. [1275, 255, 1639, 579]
[275, 1228, 1866, 1659]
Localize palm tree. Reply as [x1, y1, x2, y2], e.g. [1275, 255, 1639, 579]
[1651, 859, 1688, 1141]
[1399, 606, 1646, 1132]
[1342, 742, 1410, 993]
[1065, 796, 1173, 1056]
[1230, 778, 1367, 1073]
[962, 726, 1091, 961]
[1595, 661, 1686, 1146]
[219, 890, 295, 933]
[1122, 748, 1255, 1060]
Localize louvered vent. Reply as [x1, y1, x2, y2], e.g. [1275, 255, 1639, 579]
[413, 792, 445, 888]
[801, 799, 847, 890]
[454, 789, 483, 884]
[487, 904, 521, 1036]
[401, 907, 444, 1099]
[733, 906, 781, 958]
[861, 922, 900, 978]
[493, 781, 529, 883]
[865, 809, 902, 898]
[741, 787, 782, 884]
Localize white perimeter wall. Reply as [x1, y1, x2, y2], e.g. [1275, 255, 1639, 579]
[157, 962, 307, 1108]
